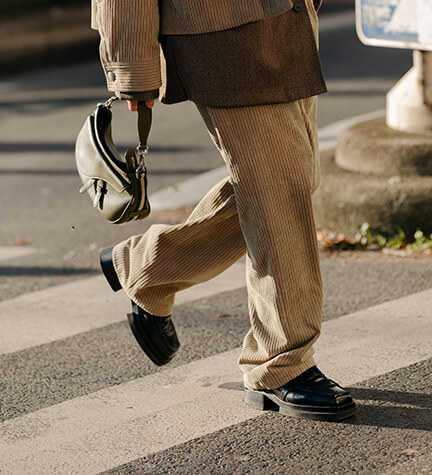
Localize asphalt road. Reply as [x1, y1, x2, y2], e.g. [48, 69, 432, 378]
[0, 2, 431, 474]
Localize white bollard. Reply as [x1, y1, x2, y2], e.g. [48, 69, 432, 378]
[387, 51, 432, 133]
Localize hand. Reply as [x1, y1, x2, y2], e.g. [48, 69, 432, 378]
[127, 100, 154, 111]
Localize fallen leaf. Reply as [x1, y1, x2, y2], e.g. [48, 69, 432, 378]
[216, 313, 236, 318]
[87, 242, 98, 251]
[13, 238, 32, 246]
[402, 449, 421, 456]
[317, 229, 357, 250]
[62, 250, 76, 261]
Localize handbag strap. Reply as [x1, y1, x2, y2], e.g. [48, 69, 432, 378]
[137, 102, 152, 152]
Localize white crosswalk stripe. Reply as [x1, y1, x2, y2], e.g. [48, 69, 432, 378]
[0, 288, 431, 474]
[0, 246, 37, 263]
[0, 259, 246, 355]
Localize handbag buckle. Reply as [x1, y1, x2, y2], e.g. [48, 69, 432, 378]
[103, 96, 119, 108]
[135, 145, 148, 178]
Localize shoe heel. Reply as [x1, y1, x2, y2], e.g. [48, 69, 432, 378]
[244, 389, 277, 411]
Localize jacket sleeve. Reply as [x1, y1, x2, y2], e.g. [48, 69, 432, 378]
[91, 0, 161, 93]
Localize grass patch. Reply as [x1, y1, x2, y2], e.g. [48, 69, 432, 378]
[318, 223, 432, 254]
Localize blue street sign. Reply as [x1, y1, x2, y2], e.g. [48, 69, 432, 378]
[356, 0, 432, 51]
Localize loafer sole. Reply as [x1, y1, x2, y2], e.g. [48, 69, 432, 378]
[243, 388, 357, 422]
[127, 312, 177, 366]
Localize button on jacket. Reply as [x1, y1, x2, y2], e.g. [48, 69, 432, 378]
[91, 0, 323, 97]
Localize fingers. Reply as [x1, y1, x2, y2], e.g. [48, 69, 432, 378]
[127, 100, 154, 111]
[127, 100, 138, 112]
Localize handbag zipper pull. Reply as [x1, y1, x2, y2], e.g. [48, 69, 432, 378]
[79, 179, 95, 194]
[93, 180, 103, 208]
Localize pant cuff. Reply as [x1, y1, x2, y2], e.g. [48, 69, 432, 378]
[112, 242, 173, 317]
[242, 357, 316, 390]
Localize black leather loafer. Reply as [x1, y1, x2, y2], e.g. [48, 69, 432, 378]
[244, 366, 356, 421]
[128, 302, 180, 366]
[100, 247, 180, 366]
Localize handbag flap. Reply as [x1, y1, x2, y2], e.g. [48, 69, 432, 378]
[75, 107, 130, 192]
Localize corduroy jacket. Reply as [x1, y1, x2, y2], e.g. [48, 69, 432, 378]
[92, 0, 323, 100]
[91, 0, 308, 94]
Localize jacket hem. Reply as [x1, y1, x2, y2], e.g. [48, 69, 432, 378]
[161, 83, 327, 107]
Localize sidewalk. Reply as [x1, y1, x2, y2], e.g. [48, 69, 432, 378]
[0, 4, 98, 74]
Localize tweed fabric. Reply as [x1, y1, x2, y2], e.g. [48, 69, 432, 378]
[159, 0, 326, 107]
[112, 96, 323, 389]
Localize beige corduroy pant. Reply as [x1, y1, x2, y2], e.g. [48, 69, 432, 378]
[113, 96, 323, 390]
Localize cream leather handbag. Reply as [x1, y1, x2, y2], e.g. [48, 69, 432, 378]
[75, 97, 152, 224]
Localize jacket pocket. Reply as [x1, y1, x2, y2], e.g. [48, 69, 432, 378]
[91, 0, 99, 30]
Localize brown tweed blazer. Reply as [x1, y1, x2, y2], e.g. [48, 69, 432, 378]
[158, 2, 326, 107]
[92, 0, 324, 101]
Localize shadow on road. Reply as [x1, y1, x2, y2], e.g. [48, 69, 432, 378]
[0, 168, 212, 176]
[216, 382, 432, 431]
[0, 266, 98, 277]
[0, 142, 205, 154]
[347, 387, 432, 431]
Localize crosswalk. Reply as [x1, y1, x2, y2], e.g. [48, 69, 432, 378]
[0, 260, 246, 355]
[0, 259, 431, 474]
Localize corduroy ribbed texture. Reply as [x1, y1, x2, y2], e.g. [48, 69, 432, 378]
[112, 96, 323, 389]
[94, 0, 162, 92]
[159, 0, 293, 35]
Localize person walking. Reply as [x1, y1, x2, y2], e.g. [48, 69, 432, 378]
[94, 0, 357, 421]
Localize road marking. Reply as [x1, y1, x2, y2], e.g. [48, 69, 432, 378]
[0, 259, 245, 355]
[150, 110, 386, 211]
[0, 287, 431, 474]
[0, 246, 37, 263]
[384, 451, 432, 475]
[314, 288, 432, 386]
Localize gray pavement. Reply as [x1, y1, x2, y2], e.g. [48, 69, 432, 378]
[0, 2, 431, 474]
[106, 359, 432, 474]
[1, 255, 432, 423]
